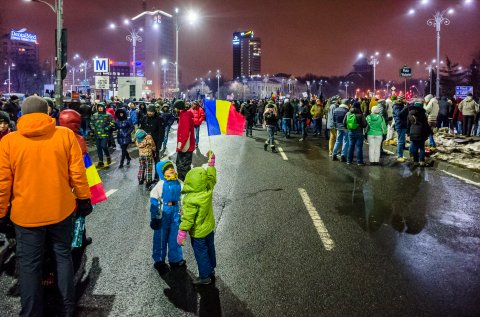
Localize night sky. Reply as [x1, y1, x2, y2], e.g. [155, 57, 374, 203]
[4, 0, 480, 84]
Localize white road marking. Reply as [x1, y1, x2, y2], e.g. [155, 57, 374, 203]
[105, 189, 118, 197]
[298, 188, 335, 251]
[440, 170, 480, 187]
[278, 147, 288, 161]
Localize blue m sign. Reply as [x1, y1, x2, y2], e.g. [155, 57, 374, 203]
[93, 58, 109, 73]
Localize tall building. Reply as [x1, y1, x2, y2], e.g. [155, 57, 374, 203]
[131, 8, 175, 98]
[233, 31, 261, 79]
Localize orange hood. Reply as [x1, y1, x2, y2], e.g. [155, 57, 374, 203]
[17, 113, 56, 138]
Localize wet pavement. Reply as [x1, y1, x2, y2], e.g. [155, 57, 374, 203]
[1, 124, 479, 316]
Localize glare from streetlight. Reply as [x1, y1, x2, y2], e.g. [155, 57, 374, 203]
[386, 53, 391, 58]
[175, 7, 179, 13]
[448, 8, 455, 14]
[357, 53, 364, 59]
[109, 23, 116, 29]
[123, 19, 130, 25]
[186, 11, 199, 24]
[161, 59, 167, 65]
[408, 8, 415, 15]
[139, 27, 144, 32]
[421, 0, 429, 5]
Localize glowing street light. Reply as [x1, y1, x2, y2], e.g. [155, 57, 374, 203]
[109, 22, 142, 77]
[359, 51, 391, 94]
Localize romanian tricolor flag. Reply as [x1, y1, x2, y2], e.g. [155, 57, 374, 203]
[204, 100, 246, 136]
[83, 153, 107, 205]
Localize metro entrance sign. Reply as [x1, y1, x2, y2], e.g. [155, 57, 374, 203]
[93, 58, 109, 73]
[400, 66, 412, 78]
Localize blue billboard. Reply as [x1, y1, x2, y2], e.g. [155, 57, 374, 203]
[10, 28, 37, 43]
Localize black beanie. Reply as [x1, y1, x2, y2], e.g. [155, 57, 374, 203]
[147, 105, 156, 113]
[174, 100, 186, 110]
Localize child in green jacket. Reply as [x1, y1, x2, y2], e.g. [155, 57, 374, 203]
[177, 151, 217, 285]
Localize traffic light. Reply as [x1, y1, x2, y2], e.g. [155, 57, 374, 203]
[55, 28, 68, 80]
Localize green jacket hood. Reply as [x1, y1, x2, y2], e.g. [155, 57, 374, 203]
[182, 167, 209, 194]
[156, 160, 174, 181]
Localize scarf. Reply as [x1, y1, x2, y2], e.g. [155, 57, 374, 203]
[164, 174, 178, 181]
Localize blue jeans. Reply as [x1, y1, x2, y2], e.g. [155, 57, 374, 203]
[194, 125, 200, 146]
[313, 118, 322, 135]
[163, 125, 171, 148]
[191, 231, 216, 279]
[333, 129, 349, 157]
[80, 118, 90, 138]
[347, 131, 364, 163]
[266, 126, 275, 145]
[95, 138, 109, 162]
[397, 128, 407, 158]
[299, 119, 307, 137]
[282, 118, 292, 137]
[457, 121, 463, 134]
[410, 140, 425, 162]
[152, 207, 183, 263]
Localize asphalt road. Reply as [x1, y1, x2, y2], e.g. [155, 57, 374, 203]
[1, 123, 479, 317]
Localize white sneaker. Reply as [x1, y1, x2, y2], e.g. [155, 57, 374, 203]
[299, 138, 304, 142]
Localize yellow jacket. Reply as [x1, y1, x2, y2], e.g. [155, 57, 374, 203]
[0, 113, 90, 227]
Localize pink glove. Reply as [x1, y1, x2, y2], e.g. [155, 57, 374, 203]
[177, 230, 187, 246]
[207, 151, 216, 167]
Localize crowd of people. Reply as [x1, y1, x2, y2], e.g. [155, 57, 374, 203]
[0, 90, 479, 316]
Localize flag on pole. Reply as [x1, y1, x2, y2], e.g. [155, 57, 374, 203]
[83, 153, 107, 205]
[204, 100, 245, 136]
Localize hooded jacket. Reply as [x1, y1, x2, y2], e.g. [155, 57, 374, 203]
[179, 166, 216, 238]
[0, 113, 90, 227]
[59, 109, 87, 154]
[136, 134, 156, 157]
[333, 103, 349, 130]
[366, 111, 387, 136]
[343, 107, 367, 133]
[408, 106, 432, 142]
[459, 97, 479, 116]
[177, 109, 195, 153]
[424, 95, 439, 122]
[438, 97, 452, 117]
[149, 161, 182, 220]
[115, 108, 134, 145]
[139, 112, 165, 146]
[326, 101, 337, 129]
[190, 106, 206, 126]
[392, 101, 409, 130]
[92, 107, 115, 138]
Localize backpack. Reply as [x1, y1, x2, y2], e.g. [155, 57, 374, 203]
[346, 113, 359, 130]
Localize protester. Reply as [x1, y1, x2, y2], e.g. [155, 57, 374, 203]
[459, 93, 479, 137]
[149, 161, 185, 274]
[139, 105, 165, 172]
[326, 97, 338, 155]
[297, 100, 309, 141]
[160, 104, 176, 150]
[115, 108, 134, 168]
[174, 100, 195, 181]
[392, 95, 409, 162]
[240, 101, 256, 137]
[190, 101, 205, 148]
[310, 99, 324, 137]
[282, 99, 295, 138]
[78, 101, 92, 138]
[344, 101, 367, 165]
[366, 106, 387, 165]
[263, 103, 278, 153]
[0, 111, 11, 141]
[437, 96, 452, 129]
[332, 98, 350, 161]
[408, 100, 433, 166]
[424, 94, 439, 149]
[0, 96, 92, 316]
[136, 129, 156, 188]
[177, 151, 217, 285]
[91, 103, 115, 167]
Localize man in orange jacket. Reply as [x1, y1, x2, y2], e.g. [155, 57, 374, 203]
[0, 96, 92, 316]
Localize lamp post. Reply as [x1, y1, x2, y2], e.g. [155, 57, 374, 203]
[26, 0, 64, 106]
[110, 21, 142, 77]
[361, 52, 391, 96]
[216, 70, 221, 99]
[340, 81, 352, 98]
[161, 59, 168, 99]
[427, 10, 451, 98]
[7, 63, 15, 93]
[175, 8, 199, 97]
[242, 76, 248, 100]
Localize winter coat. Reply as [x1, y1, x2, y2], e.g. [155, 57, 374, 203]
[190, 106, 205, 126]
[136, 134, 156, 157]
[333, 104, 349, 130]
[326, 102, 337, 129]
[150, 161, 182, 220]
[240, 103, 256, 122]
[452, 103, 464, 123]
[92, 111, 115, 139]
[160, 112, 176, 127]
[78, 104, 92, 120]
[310, 104, 324, 119]
[424, 97, 439, 122]
[297, 104, 309, 120]
[2, 101, 19, 122]
[438, 97, 452, 117]
[179, 166, 216, 238]
[139, 113, 165, 148]
[115, 109, 134, 146]
[128, 108, 138, 125]
[283, 102, 295, 119]
[459, 97, 479, 116]
[407, 107, 432, 142]
[343, 107, 367, 133]
[366, 113, 387, 136]
[177, 109, 195, 153]
[106, 107, 116, 121]
[264, 108, 277, 126]
[0, 113, 90, 227]
[392, 102, 409, 130]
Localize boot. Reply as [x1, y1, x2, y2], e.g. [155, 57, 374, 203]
[264, 143, 268, 151]
[96, 161, 104, 168]
[106, 156, 112, 165]
[271, 146, 278, 153]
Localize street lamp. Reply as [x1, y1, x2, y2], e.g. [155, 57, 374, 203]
[110, 22, 142, 77]
[25, 0, 64, 106]
[175, 8, 199, 96]
[5, 63, 15, 93]
[216, 70, 221, 99]
[427, 10, 451, 97]
[340, 81, 353, 98]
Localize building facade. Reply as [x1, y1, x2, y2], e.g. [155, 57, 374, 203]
[131, 9, 175, 99]
[233, 31, 261, 79]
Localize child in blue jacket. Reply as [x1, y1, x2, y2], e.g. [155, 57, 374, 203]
[149, 160, 185, 273]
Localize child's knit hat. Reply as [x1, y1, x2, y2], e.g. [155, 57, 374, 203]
[135, 129, 147, 142]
